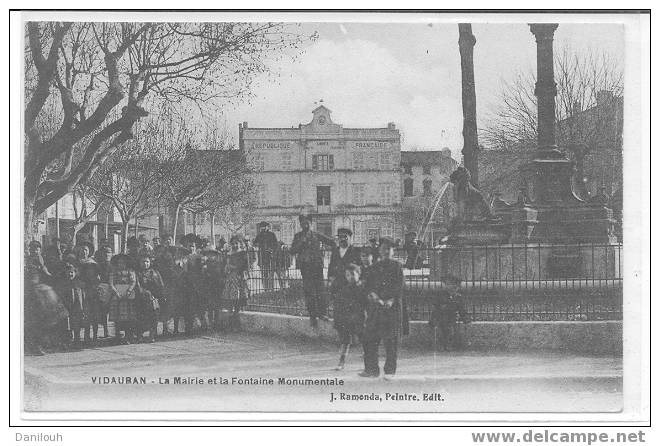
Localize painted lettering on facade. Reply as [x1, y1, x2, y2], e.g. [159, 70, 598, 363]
[353, 141, 389, 149]
[251, 142, 291, 149]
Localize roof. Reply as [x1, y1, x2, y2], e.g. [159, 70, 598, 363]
[401, 150, 457, 166]
[312, 104, 332, 114]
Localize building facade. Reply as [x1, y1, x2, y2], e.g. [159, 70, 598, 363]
[400, 149, 458, 245]
[240, 105, 402, 245]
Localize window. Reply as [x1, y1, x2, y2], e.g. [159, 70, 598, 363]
[317, 186, 331, 206]
[352, 183, 366, 206]
[252, 153, 265, 171]
[404, 178, 414, 197]
[379, 183, 394, 205]
[281, 152, 292, 170]
[281, 221, 295, 244]
[352, 152, 365, 169]
[279, 184, 294, 207]
[381, 223, 394, 239]
[353, 221, 366, 245]
[402, 164, 412, 175]
[256, 184, 267, 207]
[316, 220, 333, 238]
[423, 178, 433, 196]
[423, 165, 432, 175]
[378, 152, 392, 170]
[312, 154, 334, 171]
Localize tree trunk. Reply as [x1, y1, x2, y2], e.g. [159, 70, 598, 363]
[72, 224, 81, 247]
[120, 220, 130, 253]
[55, 201, 60, 239]
[24, 193, 37, 242]
[192, 212, 197, 235]
[134, 216, 139, 238]
[210, 212, 216, 249]
[172, 203, 182, 245]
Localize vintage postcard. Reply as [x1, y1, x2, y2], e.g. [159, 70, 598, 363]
[13, 9, 649, 424]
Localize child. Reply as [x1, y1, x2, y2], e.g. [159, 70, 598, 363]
[358, 248, 374, 284]
[109, 254, 138, 344]
[428, 276, 470, 351]
[221, 236, 249, 331]
[57, 263, 90, 349]
[136, 255, 163, 342]
[332, 263, 366, 371]
[361, 238, 404, 379]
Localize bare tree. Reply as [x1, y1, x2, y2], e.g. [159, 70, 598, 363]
[162, 132, 253, 245]
[24, 21, 313, 237]
[481, 46, 623, 197]
[69, 183, 107, 244]
[88, 122, 166, 252]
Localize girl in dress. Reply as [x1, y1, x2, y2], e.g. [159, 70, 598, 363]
[136, 255, 163, 342]
[109, 254, 138, 344]
[221, 235, 249, 331]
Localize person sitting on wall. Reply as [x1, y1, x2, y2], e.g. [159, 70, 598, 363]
[428, 275, 470, 351]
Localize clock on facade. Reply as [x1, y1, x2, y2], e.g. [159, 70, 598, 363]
[318, 116, 326, 125]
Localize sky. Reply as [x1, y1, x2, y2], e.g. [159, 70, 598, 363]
[223, 22, 624, 160]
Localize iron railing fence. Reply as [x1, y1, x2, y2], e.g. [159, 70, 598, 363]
[210, 243, 622, 321]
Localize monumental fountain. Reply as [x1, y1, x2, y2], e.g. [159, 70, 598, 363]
[431, 23, 620, 282]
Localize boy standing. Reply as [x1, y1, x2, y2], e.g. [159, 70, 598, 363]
[361, 238, 404, 379]
[332, 263, 366, 371]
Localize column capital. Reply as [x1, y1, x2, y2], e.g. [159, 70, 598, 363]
[529, 23, 558, 43]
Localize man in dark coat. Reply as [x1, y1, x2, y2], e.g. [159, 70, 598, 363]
[290, 214, 335, 327]
[328, 228, 361, 292]
[361, 238, 405, 379]
[253, 221, 279, 291]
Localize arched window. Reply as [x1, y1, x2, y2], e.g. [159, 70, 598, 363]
[423, 178, 433, 196]
[403, 178, 414, 197]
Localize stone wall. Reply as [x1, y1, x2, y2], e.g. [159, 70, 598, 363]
[430, 243, 622, 281]
[239, 312, 622, 356]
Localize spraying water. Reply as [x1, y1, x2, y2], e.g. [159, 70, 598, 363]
[417, 181, 452, 243]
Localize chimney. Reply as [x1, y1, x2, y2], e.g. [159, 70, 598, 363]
[387, 122, 396, 130]
[242, 121, 248, 129]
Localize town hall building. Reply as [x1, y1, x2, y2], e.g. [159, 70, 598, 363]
[239, 105, 402, 245]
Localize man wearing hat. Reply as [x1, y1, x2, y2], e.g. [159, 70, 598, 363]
[328, 228, 361, 291]
[253, 221, 279, 291]
[361, 237, 406, 378]
[290, 214, 336, 327]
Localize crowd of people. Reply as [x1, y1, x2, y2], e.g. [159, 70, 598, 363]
[24, 232, 253, 356]
[24, 214, 469, 379]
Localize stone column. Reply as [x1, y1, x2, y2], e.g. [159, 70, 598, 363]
[529, 23, 559, 155]
[458, 23, 480, 186]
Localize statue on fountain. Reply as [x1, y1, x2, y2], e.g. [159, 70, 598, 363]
[449, 166, 496, 222]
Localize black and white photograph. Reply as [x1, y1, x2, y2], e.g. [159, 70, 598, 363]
[11, 9, 650, 427]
